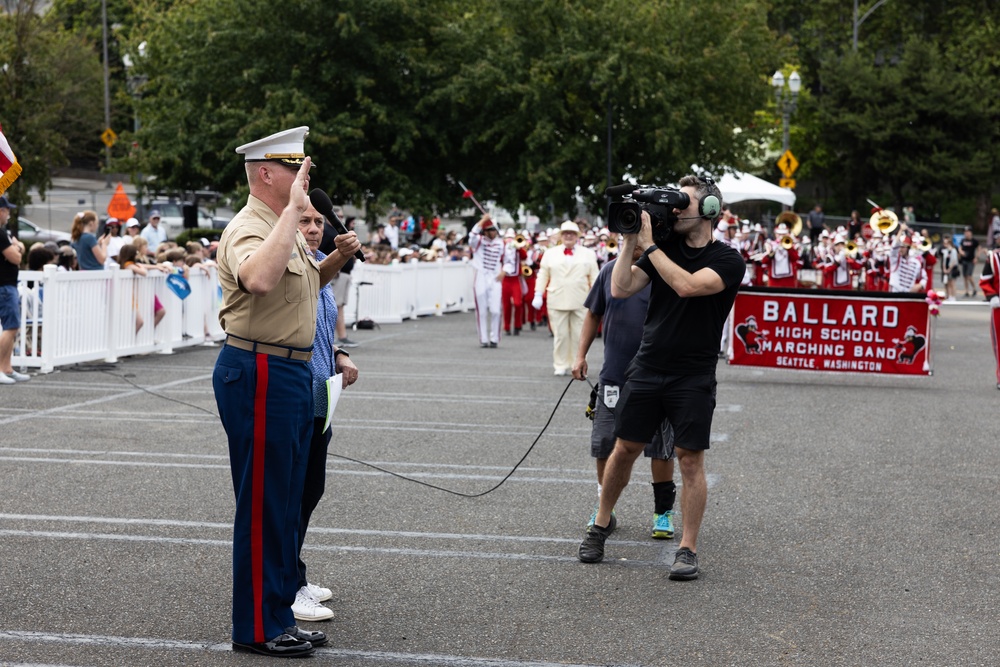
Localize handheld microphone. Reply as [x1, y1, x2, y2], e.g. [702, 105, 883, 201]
[308, 189, 366, 262]
[605, 183, 637, 197]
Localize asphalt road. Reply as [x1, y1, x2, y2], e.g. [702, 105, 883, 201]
[0, 304, 997, 667]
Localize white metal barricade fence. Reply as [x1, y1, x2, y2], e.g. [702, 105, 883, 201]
[13, 260, 475, 372]
[13, 265, 226, 373]
[345, 260, 474, 325]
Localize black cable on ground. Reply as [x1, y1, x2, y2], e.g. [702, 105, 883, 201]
[71, 365, 589, 498]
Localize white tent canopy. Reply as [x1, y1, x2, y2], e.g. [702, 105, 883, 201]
[717, 170, 796, 208]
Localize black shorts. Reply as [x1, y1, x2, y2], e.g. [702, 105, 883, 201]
[960, 260, 975, 278]
[590, 384, 673, 460]
[613, 363, 717, 451]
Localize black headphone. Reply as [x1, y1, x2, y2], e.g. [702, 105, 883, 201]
[697, 175, 722, 220]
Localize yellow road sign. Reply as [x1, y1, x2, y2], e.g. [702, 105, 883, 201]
[777, 150, 799, 178]
[101, 128, 118, 148]
[779, 177, 796, 189]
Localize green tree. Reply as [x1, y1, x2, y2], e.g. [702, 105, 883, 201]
[0, 0, 105, 203]
[770, 0, 1000, 227]
[428, 0, 780, 219]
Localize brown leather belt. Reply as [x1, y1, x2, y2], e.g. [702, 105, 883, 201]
[225, 336, 312, 362]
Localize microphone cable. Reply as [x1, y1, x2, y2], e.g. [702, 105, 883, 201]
[76, 366, 589, 498]
[328, 376, 587, 498]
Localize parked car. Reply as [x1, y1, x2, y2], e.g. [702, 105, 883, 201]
[143, 199, 229, 239]
[15, 218, 72, 246]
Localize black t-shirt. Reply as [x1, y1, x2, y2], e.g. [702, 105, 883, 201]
[959, 237, 979, 262]
[0, 226, 19, 286]
[633, 235, 746, 375]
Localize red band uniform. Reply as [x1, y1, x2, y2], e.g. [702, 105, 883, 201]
[978, 249, 1000, 388]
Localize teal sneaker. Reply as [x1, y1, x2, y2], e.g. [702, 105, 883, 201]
[587, 506, 616, 529]
[651, 511, 675, 539]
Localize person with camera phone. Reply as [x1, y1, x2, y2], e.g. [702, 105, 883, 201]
[578, 175, 745, 580]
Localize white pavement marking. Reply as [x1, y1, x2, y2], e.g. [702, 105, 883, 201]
[0, 630, 642, 666]
[0, 375, 213, 425]
[0, 529, 663, 565]
[0, 452, 722, 487]
[0, 513, 659, 547]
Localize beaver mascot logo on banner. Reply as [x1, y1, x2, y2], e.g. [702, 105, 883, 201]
[735, 316, 769, 354]
[892, 325, 926, 364]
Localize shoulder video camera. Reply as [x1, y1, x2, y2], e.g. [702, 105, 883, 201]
[606, 184, 690, 245]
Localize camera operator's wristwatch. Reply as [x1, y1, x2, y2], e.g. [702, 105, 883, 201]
[334, 348, 350, 359]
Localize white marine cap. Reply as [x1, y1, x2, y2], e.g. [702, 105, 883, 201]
[504, 228, 516, 238]
[236, 126, 309, 166]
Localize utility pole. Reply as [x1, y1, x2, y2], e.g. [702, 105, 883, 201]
[101, 0, 111, 187]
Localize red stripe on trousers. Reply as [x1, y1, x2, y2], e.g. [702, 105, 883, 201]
[252, 353, 269, 642]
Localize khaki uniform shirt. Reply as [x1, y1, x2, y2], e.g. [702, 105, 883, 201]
[536, 244, 599, 311]
[217, 195, 320, 348]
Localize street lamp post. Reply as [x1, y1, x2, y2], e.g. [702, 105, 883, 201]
[122, 43, 148, 216]
[771, 70, 801, 156]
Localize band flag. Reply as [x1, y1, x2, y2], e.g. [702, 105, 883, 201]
[728, 287, 933, 376]
[0, 123, 22, 194]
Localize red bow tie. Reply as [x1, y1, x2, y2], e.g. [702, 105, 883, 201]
[564, 247, 574, 256]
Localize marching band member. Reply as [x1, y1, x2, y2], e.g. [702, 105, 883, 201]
[888, 232, 926, 293]
[469, 215, 505, 347]
[744, 223, 767, 286]
[500, 228, 527, 336]
[863, 238, 891, 291]
[913, 233, 937, 291]
[522, 233, 543, 331]
[760, 222, 801, 288]
[821, 234, 863, 290]
[978, 246, 1000, 389]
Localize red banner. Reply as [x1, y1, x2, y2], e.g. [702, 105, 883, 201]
[728, 288, 933, 375]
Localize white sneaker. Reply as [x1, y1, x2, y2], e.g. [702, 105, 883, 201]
[8, 370, 30, 382]
[0, 373, 14, 385]
[306, 582, 333, 602]
[292, 586, 333, 621]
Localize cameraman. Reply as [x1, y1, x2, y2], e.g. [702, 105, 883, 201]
[577, 175, 745, 581]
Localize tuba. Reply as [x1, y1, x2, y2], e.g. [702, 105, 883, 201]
[776, 210, 803, 238]
[868, 209, 899, 235]
[916, 236, 932, 253]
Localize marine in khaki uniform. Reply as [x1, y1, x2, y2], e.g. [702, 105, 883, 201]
[213, 126, 357, 658]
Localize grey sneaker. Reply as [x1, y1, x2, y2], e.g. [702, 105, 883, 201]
[337, 337, 359, 348]
[669, 547, 699, 580]
[578, 513, 617, 563]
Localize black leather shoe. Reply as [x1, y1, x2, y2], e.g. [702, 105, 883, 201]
[232, 633, 314, 658]
[285, 625, 329, 647]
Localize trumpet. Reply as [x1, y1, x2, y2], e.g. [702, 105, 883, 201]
[606, 239, 618, 252]
[869, 209, 899, 235]
[780, 235, 795, 250]
[521, 265, 533, 278]
[844, 240, 860, 259]
[513, 233, 528, 249]
[916, 237, 932, 253]
[776, 211, 803, 238]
